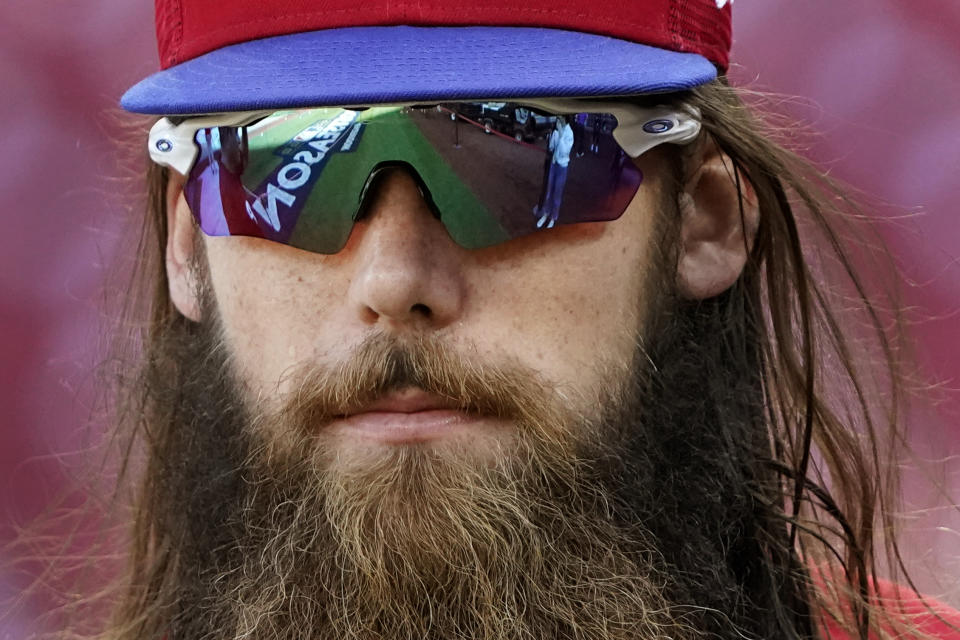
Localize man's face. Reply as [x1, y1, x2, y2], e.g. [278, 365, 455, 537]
[172, 151, 672, 465]
[160, 135, 757, 638]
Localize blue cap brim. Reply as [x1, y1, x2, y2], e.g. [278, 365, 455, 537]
[121, 26, 717, 115]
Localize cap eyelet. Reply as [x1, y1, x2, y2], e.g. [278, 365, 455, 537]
[155, 139, 174, 153]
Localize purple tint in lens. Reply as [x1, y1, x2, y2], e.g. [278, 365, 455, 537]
[179, 103, 652, 255]
[412, 107, 645, 241]
[183, 110, 363, 252]
[184, 127, 266, 240]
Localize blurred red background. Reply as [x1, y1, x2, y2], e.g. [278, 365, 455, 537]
[2, 0, 958, 633]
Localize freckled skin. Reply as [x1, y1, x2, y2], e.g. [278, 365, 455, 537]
[174, 151, 670, 434]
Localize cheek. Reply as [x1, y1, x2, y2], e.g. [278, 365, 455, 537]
[199, 175, 664, 411]
[464, 195, 659, 406]
[202, 237, 351, 394]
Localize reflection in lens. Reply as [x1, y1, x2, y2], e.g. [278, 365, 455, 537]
[410, 103, 642, 246]
[182, 103, 643, 254]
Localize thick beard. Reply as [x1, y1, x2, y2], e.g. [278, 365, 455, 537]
[152, 293, 773, 640]
[160, 322, 701, 640]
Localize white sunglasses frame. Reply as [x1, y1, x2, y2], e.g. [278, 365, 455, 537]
[148, 99, 702, 177]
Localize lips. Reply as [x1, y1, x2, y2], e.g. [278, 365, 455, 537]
[356, 388, 460, 414]
[332, 388, 489, 444]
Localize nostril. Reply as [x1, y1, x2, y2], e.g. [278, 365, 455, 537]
[361, 306, 379, 324]
[411, 303, 432, 318]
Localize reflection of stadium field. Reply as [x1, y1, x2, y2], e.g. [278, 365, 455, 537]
[240, 106, 634, 251]
[307, 109, 507, 249]
[244, 108, 509, 250]
[244, 110, 332, 187]
[412, 112, 549, 238]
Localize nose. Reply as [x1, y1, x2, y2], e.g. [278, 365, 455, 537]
[346, 167, 467, 330]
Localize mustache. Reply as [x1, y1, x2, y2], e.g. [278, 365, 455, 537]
[270, 332, 563, 430]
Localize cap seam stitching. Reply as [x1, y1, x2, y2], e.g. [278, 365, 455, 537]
[669, 1, 684, 53]
[174, 0, 186, 65]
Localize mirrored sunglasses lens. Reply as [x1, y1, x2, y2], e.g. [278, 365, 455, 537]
[404, 104, 641, 248]
[184, 108, 364, 254]
[182, 103, 643, 254]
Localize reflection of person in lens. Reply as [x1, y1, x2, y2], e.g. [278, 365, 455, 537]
[186, 127, 263, 239]
[218, 127, 263, 237]
[535, 116, 575, 229]
[573, 112, 587, 157]
[186, 129, 227, 235]
[588, 113, 601, 153]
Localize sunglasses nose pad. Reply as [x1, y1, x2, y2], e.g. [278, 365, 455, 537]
[355, 161, 440, 222]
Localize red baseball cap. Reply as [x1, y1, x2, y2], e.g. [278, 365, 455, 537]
[121, 0, 732, 115]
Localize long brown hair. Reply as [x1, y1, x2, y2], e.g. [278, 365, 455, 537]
[17, 78, 953, 639]
[684, 80, 918, 638]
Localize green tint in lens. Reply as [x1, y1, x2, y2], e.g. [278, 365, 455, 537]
[182, 102, 645, 253]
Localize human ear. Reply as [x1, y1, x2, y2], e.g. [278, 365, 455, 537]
[675, 137, 760, 300]
[165, 173, 203, 322]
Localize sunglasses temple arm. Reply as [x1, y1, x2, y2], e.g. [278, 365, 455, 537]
[149, 118, 200, 175]
[148, 110, 274, 175]
[610, 106, 702, 157]
[522, 98, 702, 157]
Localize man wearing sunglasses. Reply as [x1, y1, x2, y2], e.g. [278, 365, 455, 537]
[96, 1, 960, 639]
